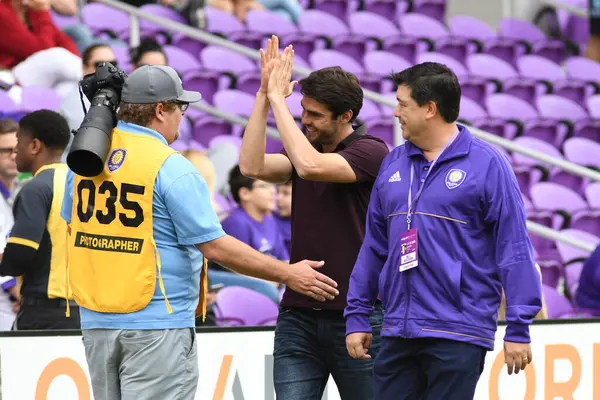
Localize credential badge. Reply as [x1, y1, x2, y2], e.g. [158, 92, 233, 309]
[445, 168, 467, 189]
[107, 149, 126, 173]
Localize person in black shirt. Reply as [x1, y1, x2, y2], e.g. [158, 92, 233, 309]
[0, 110, 79, 330]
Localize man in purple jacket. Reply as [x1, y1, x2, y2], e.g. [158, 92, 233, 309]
[345, 62, 543, 400]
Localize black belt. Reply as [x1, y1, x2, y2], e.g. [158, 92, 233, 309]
[21, 297, 78, 308]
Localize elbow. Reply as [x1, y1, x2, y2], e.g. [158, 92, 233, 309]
[296, 160, 319, 180]
[238, 162, 261, 179]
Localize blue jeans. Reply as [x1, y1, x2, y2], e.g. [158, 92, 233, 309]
[273, 303, 383, 400]
[373, 337, 487, 400]
[208, 269, 281, 304]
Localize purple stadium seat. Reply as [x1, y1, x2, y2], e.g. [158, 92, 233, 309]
[587, 94, 600, 118]
[400, 13, 473, 64]
[365, 117, 394, 145]
[139, 4, 186, 35]
[556, 229, 600, 264]
[517, 55, 587, 103]
[361, 0, 410, 20]
[563, 136, 600, 171]
[565, 261, 583, 296]
[200, 46, 260, 95]
[308, 49, 380, 91]
[359, 98, 383, 122]
[298, 9, 349, 36]
[193, 116, 234, 147]
[20, 87, 61, 112]
[458, 96, 487, 123]
[585, 182, 600, 209]
[81, 3, 129, 40]
[536, 95, 597, 144]
[172, 34, 207, 60]
[564, 57, 600, 98]
[481, 93, 539, 140]
[182, 70, 222, 105]
[412, 0, 446, 22]
[214, 286, 279, 326]
[499, 18, 566, 64]
[246, 10, 319, 61]
[542, 284, 574, 318]
[530, 182, 588, 230]
[556, 0, 590, 46]
[312, 0, 349, 20]
[448, 15, 524, 66]
[0, 91, 19, 113]
[298, 10, 368, 60]
[363, 51, 411, 92]
[416, 52, 468, 78]
[163, 45, 202, 76]
[466, 54, 539, 104]
[205, 6, 246, 35]
[511, 137, 564, 197]
[110, 45, 132, 73]
[348, 12, 418, 63]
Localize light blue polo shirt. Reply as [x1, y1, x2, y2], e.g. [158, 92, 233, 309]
[61, 121, 226, 330]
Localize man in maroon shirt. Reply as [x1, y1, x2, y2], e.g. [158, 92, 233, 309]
[240, 37, 389, 399]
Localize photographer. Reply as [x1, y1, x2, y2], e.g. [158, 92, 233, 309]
[61, 64, 339, 400]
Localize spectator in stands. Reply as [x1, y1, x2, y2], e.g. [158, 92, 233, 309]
[240, 37, 388, 399]
[575, 244, 600, 314]
[274, 180, 291, 255]
[211, 165, 288, 303]
[345, 63, 542, 399]
[0, 119, 19, 331]
[130, 37, 168, 69]
[60, 65, 337, 400]
[0, 110, 76, 330]
[0, 0, 82, 98]
[229, 0, 302, 23]
[60, 43, 118, 135]
[586, 0, 600, 62]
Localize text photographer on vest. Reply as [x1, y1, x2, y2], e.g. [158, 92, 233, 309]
[61, 65, 339, 400]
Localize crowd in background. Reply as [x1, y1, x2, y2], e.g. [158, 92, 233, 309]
[1, 0, 600, 332]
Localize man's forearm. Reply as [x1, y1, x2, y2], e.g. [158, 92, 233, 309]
[270, 95, 319, 172]
[199, 235, 290, 284]
[239, 92, 270, 177]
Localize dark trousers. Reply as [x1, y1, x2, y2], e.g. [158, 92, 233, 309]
[373, 337, 487, 400]
[273, 303, 383, 400]
[13, 301, 81, 330]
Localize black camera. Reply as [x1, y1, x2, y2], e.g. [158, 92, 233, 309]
[67, 62, 128, 177]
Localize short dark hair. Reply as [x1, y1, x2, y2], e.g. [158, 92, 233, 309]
[228, 165, 255, 204]
[19, 110, 71, 150]
[82, 43, 112, 66]
[0, 119, 18, 134]
[300, 67, 363, 122]
[390, 62, 461, 123]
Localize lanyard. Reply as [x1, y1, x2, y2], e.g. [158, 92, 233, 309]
[407, 130, 459, 230]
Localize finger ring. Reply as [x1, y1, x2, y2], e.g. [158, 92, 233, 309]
[523, 358, 528, 361]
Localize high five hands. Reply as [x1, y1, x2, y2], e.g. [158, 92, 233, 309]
[258, 35, 297, 99]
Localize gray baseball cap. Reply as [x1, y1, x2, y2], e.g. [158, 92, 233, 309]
[121, 65, 201, 104]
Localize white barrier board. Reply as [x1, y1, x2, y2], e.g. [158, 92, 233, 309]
[1, 322, 599, 399]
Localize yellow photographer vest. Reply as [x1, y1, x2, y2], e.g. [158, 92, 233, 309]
[68, 128, 176, 314]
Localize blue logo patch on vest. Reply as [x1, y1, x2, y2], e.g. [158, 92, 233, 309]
[107, 149, 127, 173]
[445, 169, 467, 189]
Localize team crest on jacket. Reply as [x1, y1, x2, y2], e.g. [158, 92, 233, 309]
[107, 149, 126, 172]
[445, 169, 466, 189]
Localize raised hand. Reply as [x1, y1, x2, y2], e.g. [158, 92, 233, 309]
[259, 35, 281, 94]
[284, 259, 338, 302]
[267, 45, 297, 100]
